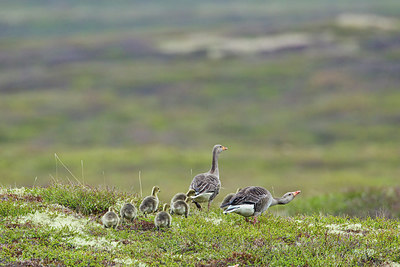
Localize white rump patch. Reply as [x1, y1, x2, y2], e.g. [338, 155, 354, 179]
[224, 204, 254, 217]
[191, 192, 213, 203]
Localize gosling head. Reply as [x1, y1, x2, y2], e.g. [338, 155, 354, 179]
[152, 186, 161, 196]
[108, 207, 115, 212]
[162, 203, 170, 211]
[186, 189, 196, 198]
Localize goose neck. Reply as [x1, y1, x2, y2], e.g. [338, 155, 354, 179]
[270, 197, 287, 207]
[209, 149, 219, 176]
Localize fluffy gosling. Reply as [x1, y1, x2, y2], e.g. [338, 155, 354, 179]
[170, 189, 195, 205]
[120, 200, 137, 223]
[101, 207, 119, 229]
[154, 204, 172, 230]
[171, 189, 196, 218]
[139, 186, 160, 217]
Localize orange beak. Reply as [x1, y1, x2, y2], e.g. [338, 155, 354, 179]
[222, 146, 228, 151]
[293, 190, 301, 196]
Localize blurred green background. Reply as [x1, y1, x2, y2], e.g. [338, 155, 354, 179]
[1, 0, 400, 207]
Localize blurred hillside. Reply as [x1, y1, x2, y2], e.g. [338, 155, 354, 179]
[1, 0, 400, 203]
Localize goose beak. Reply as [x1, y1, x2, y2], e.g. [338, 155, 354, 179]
[293, 190, 301, 196]
[222, 146, 228, 151]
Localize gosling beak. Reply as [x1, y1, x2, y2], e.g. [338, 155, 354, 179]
[293, 190, 301, 197]
[222, 146, 228, 151]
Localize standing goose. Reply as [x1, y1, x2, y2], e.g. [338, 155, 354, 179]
[221, 186, 301, 224]
[101, 207, 119, 229]
[154, 204, 172, 230]
[120, 200, 137, 223]
[219, 188, 241, 211]
[189, 144, 228, 211]
[171, 190, 196, 218]
[139, 186, 160, 217]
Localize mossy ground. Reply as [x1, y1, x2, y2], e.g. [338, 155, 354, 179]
[1, 184, 400, 266]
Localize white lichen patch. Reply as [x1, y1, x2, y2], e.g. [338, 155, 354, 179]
[11, 187, 27, 196]
[325, 223, 366, 236]
[353, 248, 376, 260]
[114, 257, 146, 266]
[19, 209, 122, 251]
[345, 223, 362, 231]
[69, 236, 119, 250]
[204, 217, 223, 225]
[20, 210, 93, 232]
[114, 257, 134, 265]
[0, 187, 27, 196]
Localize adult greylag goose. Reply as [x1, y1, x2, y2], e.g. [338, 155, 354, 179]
[220, 188, 241, 211]
[171, 190, 196, 218]
[139, 186, 160, 217]
[189, 144, 228, 211]
[221, 186, 300, 224]
[120, 200, 137, 223]
[101, 207, 119, 228]
[154, 204, 172, 230]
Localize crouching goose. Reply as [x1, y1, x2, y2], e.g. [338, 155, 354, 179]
[171, 190, 196, 218]
[221, 186, 301, 224]
[155, 204, 172, 230]
[139, 186, 160, 217]
[220, 188, 241, 211]
[120, 200, 137, 223]
[189, 144, 228, 211]
[101, 207, 119, 228]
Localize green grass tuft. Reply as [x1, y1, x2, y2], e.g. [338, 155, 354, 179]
[39, 181, 137, 215]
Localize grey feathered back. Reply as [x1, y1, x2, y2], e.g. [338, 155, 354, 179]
[189, 173, 220, 201]
[221, 186, 272, 213]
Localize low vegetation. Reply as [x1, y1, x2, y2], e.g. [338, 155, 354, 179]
[1, 183, 400, 266]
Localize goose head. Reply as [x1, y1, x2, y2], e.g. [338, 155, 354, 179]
[279, 190, 301, 204]
[213, 144, 228, 154]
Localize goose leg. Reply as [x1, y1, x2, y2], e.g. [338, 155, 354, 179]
[252, 217, 258, 225]
[193, 201, 202, 210]
[207, 202, 211, 211]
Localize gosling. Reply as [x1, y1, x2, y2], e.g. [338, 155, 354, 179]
[171, 189, 196, 218]
[101, 207, 119, 229]
[154, 204, 172, 230]
[220, 188, 241, 211]
[139, 186, 160, 217]
[170, 189, 195, 205]
[120, 200, 137, 223]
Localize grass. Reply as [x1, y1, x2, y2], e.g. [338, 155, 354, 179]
[1, 183, 400, 266]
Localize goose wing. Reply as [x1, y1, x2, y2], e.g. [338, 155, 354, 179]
[222, 186, 269, 208]
[189, 173, 220, 195]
